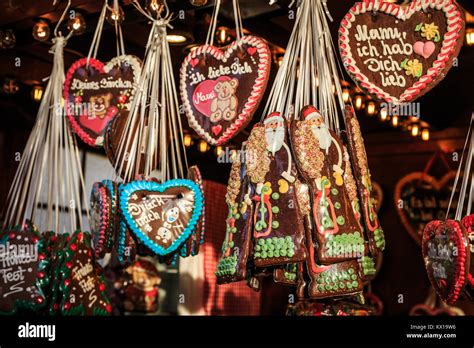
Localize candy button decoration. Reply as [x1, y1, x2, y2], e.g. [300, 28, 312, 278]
[338, 0, 465, 103]
[180, 36, 271, 145]
[422, 220, 469, 305]
[120, 179, 203, 256]
[64, 55, 141, 147]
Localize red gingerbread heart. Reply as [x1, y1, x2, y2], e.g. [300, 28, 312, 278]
[422, 219, 469, 304]
[339, 0, 465, 103]
[64, 55, 141, 147]
[180, 35, 271, 146]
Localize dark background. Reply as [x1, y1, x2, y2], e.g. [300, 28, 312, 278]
[0, 0, 473, 315]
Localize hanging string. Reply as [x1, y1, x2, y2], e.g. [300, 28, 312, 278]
[3, 3, 88, 233]
[114, 1, 187, 183]
[87, 0, 108, 62]
[205, 0, 244, 46]
[446, 113, 474, 220]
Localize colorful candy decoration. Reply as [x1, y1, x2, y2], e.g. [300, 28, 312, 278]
[58, 231, 112, 315]
[179, 0, 271, 145]
[245, 113, 307, 267]
[344, 105, 385, 255]
[291, 106, 367, 264]
[216, 148, 254, 284]
[119, 179, 203, 256]
[0, 222, 49, 314]
[338, 0, 465, 103]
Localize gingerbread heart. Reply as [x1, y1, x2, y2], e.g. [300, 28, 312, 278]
[0, 222, 49, 314]
[339, 0, 464, 103]
[422, 219, 469, 304]
[64, 55, 141, 147]
[119, 179, 203, 256]
[394, 172, 457, 245]
[180, 35, 271, 145]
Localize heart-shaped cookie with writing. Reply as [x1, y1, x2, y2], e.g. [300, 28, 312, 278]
[0, 222, 49, 314]
[180, 35, 271, 145]
[339, 0, 465, 103]
[119, 179, 203, 256]
[394, 172, 458, 245]
[422, 219, 469, 304]
[64, 55, 141, 147]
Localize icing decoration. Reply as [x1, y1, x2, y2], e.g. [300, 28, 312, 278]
[180, 35, 271, 145]
[422, 220, 469, 304]
[0, 222, 49, 314]
[338, 0, 465, 103]
[291, 106, 366, 264]
[216, 149, 254, 284]
[102, 180, 119, 253]
[63, 55, 141, 147]
[58, 231, 112, 315]
[183, 166, 205, 257]
[273, 263, 299, 285]
[117, 219, 137, 265]
[90, 182, 111, 259]
[47, 233, 70, 315]
[246, 115, 307, 267]
[119, 179, 203, 256]
[394, 171, 457, 245]
[345, 106, 385, 255]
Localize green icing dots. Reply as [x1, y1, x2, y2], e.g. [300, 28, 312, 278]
[336, 216, 345, 226]
[324, 232, 365, 258]
[271, 192, 280, 200]
[313, 267, 361, 294]
[334, 202, 341, 209]
[272, 221, 280, 229]
[331, 188, 339, 196]
[284, 271, 297, 282]
[272, 206, 280, 214]
[254, 236, 296, 260]
[215, 255, 238, 277]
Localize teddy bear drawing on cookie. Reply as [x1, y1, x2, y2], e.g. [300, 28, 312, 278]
[210, 78, 239, 123]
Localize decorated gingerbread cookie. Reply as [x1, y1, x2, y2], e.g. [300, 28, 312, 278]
[47, 233, 70, 315]
[216, 148, 254, 284]
[291, 106, 367, 264]
[180, 36, 271, 145]
[245, 112, 307, 267]
[102, 179, 120, 253]
[422, 219, 469, 304]
[119, 179, 203, 256]
[339, 0, 465, 103]
[90, 182, 112, 259]
[182, 165, 206, 257]
[58, 231, 112, 315]
[273, 263, 299, 286]
[64, 55, 141, 147]
[344, 106, 385, 255]
[0, 222, 49, 314]
[116, 219, 138, 265]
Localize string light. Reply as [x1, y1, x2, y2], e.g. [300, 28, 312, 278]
[411, 124, 419, 137]
[216, 27, 230, 45]
[106, 6, 125, 25]
[215, 146, 224, 157]
[145, 0, 164, 14]
[391, 115, 399, 127]
[466, 28, 474, 46]
[199, 140, 209, 153]
[342, 87, 350, 103]
[366, 101, 376, 116]
[32, 19, 50, 42]
[421, 128, 430, 141]
[31, 85, 44, 102]
[354, 94, 364, 110]
[183, 134, 193, 147]
[379, 107, 388, 121]
[167, 34, 188, 44]
[1, 30, 16, 49]
[67, 12, 86, 35]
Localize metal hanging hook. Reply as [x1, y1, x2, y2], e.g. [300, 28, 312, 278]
[53, 0, 72, 38]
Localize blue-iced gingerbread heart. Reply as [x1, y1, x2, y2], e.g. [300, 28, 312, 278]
[119, 179, 203, 256]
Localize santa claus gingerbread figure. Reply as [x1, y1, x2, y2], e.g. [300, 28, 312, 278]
[245, 112, 306, 268]
[291, 105, 367, 265]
